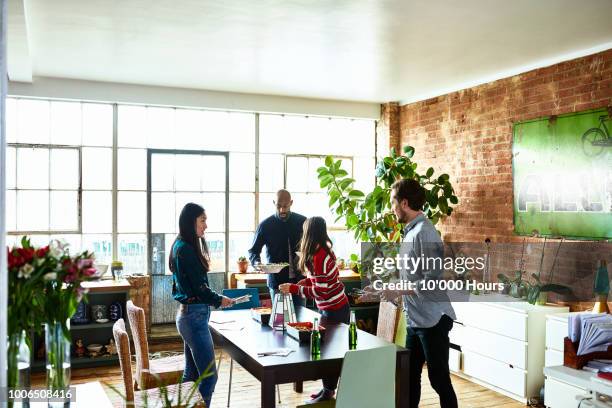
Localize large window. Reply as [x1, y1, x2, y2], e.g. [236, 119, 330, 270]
[6, 97, 376, 272]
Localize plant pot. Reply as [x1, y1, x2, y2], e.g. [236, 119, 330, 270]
[510, 283, 523, 298]
[536, 291, 548, 305]
[238, 261, 249, 274]
[45, 320, 71, 407]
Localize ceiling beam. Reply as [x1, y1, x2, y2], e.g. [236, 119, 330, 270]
[8, 0, 32, 83]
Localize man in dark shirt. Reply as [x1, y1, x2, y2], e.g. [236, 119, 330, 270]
[248, 189, 306, 307]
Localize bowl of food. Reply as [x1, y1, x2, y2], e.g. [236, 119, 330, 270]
[251, 307, 272, 325]
[258, 263, 289, 274]
[287, 322, 326, 343]
[87, 344, 104, 353]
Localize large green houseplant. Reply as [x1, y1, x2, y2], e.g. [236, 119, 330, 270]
[317, 145, 458, 244]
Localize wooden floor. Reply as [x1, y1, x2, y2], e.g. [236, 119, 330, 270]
[32, 349, 526, 408]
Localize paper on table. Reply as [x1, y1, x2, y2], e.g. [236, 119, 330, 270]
[210, 317, 236, 324]
[257, 347, 295, 357]
[217, 323, 244, 331]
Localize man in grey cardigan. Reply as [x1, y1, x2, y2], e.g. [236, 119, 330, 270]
[364, 178, 458, 408]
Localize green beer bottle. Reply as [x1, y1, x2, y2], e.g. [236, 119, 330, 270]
[311, 318, 321, 357]
[349, 310, 357, 349]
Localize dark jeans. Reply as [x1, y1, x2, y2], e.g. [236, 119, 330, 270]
[176, 304, 218, 408]
[405, 314, 458, 408]
[320, 303, 351, 392]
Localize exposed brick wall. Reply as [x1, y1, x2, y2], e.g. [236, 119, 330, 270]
[399, 49, 612, 243]
[377, 102, 401, 157]
[398, 50, 612, 310]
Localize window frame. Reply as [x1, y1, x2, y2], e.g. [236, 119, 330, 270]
[7, 143, 82, 235]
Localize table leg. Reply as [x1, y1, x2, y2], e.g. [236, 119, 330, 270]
[293, 381, 303, 393]
[261, 370, 276, 408]
[396, 352, 410, 407]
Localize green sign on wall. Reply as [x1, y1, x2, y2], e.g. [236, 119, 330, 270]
[513, 108, 612, 239]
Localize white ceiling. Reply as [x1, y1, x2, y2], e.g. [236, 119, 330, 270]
[8, 0, 612, 104]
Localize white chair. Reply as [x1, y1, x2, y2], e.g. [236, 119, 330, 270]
[297, 344, 397, 408]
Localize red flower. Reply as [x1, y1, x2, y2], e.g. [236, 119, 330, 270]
[17, 247, 35, 263]
[36, 246, 49, 258]
[8, 248, 25, 269]
[83, 267, 97, 277]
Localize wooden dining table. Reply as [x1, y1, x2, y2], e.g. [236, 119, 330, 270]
[209, 306, 410, 408]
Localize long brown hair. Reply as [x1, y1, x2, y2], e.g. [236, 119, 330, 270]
[169, 203, 210, 272]
[298, 216, 333, 273]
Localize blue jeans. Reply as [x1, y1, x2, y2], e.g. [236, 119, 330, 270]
[176, 304, 218, 407]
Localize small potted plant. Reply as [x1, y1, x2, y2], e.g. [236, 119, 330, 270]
[237, 256, 249, 274]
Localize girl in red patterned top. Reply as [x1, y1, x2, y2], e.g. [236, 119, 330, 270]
[279, 216, 350, 403]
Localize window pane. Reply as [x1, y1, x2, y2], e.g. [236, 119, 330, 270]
[175, 193, 203, 226]
[201, 193, 225, 232]
[7, 147, 16, 189]
[146, 107, 174, 148]
[201, 155, 226, 191]
[50, 234, 81, 254]
[118, 148, 147, 190]
[258, 193, 276, 222]
[175, 108, 204, 150]
[329, 230, 359, 261]
[229, 193, 254, 231]
[50, 149, 79, 189]
[118, 191, 147, 233]
[50, 191, 78, 230]
[17, 148, 49, 189]
[118, 105, 147, 147]
[205, 232, 225, 272]
[82, 147, 112, 189]
[259, 114, 287, 154]
[151, 154, 175, 191]
[50, 101, 81, 145]
[152, 192, 176, 233]
[118, 234, 147, 275]
[175, 154, 202, 191]
[6, 189, 16, 231]
[82, 191, 112, 233]
[18, 99, 50, 144]
[27, 235, 51, 247]
[82, 234, 113, 265]
[82, 103, 113, 147]
[200, 111, 230, 151]
[227, 113, 255, 152]
[354, 156, 376, 193]
[286, 156, 308, 193]
[229, 232, 254, 267]
[259, 154, 284, 192]
[5, 235, 18, 248]
[6, 98, 17, 143]
[308, 157, 325, 193]
[229, 153, 254, 191]
[17, 190, 49, 231]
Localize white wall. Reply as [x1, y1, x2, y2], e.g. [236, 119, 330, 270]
[8, 77, 381, 119]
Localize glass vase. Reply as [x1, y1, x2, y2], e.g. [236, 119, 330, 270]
[45, 321, 71, 407]
[7, 330, 31, 408]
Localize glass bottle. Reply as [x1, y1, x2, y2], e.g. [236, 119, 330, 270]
[310, 318, 321, 358]
[349, 310, 358, 349]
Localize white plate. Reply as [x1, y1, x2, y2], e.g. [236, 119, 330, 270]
[259, 263, 289, 274]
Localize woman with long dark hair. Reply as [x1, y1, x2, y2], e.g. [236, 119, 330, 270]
[279, 216, 350, 403]
[170, 203, 233, 407]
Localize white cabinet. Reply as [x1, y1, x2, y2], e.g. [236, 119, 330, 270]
[544, 366, 593, 408]
[545, 313, 572, 367]
[449, 294, 569, 403]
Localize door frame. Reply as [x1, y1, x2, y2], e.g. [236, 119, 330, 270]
[146, 149, 230, 275]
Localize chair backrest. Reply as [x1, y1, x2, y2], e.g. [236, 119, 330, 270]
[336, 345, 396, 408]
[221, 288, 260, 310]
[113, 319, 135, 402]
[126, 300, 150, 384]
[376, 301, 401, 343]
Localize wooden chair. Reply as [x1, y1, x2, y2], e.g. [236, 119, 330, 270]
[296, 345, 396, 408]
[126, 300, 184, 390]
[376, 301, 401, 343]
[112, 319, 204, 407]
